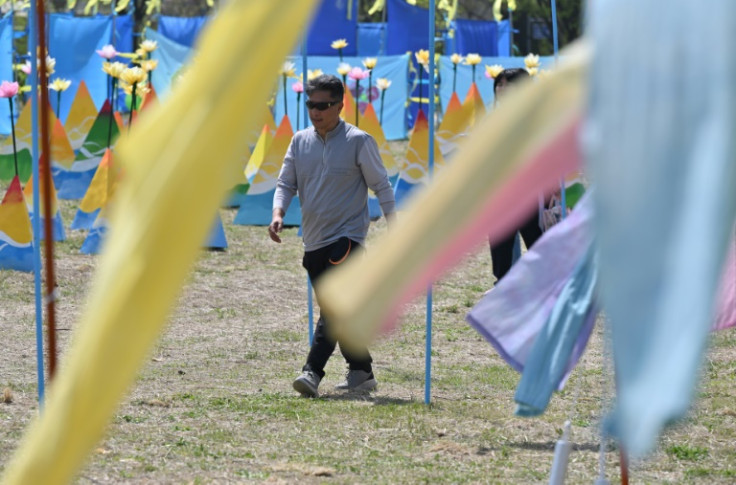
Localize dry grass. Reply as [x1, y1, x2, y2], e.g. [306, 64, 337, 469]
[0, 178, 735, 484]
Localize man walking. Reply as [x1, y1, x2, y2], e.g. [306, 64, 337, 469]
[269, 74, 395, 397]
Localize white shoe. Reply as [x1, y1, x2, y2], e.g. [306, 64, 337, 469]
[335, 370, 377, 391]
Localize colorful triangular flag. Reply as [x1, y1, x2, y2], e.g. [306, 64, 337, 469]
[394, 109, 444, 206]
[437, 91, 472, 158]
[58, 99, 119, 200]
[340, 88, 356, 125]
[71, 148, 118, 230]
[64, 80, 98, 152]
[80, 206, 108, 255]
[359, 103, 398, 176]
[461, 82, 486, 129]
[0, 176, 34, 271]
[23, 167, 66, 241]
[205, 211, 228, 249]
[234, 115, 301, 226]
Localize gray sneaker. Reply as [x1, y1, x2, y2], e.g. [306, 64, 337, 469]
[335, 369, 377, 391]
[293, 370, 321, 397]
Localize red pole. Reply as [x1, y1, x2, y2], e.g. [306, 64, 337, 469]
[620, 447, 630, 485]
[36, 0, 57, 380]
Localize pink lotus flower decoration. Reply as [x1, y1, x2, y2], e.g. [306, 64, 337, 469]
[291, 81, 303, 93]
[0, 81, 19, 98]
[20, 61, 31, 75]
[96, 44, 118, 60]
[348, 67, 370, 81]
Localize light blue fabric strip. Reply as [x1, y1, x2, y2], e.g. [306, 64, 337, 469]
[514, 244, 598, 417]
[586, 0, 736, 456]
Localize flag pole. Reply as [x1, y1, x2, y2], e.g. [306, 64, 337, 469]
[37, 0, 57, 381]
[425, 0, 436, 406]
[29, 0, 45, 408]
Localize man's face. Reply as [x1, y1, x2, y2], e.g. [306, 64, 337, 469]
[307, 90, 343, 132]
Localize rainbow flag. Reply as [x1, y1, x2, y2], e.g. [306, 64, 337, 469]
[71, 148, 118, 230]
[64, 80, 98, 152]
[437, 91, 472, 158]
[0, 176, 33, 272]
[23, 170, 66, 241]
[393, 109, 444, 206]
[234, 115, 301, 226]
[58, 100, 119, 200]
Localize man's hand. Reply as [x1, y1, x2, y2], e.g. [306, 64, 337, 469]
[269, 209, 285, 243]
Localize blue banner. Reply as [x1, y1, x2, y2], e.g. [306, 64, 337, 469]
[357, 22, 387, 57]
[386, 0, 428, 55]
[306, 0, 358, 56]
[147, 28, 194, 99]
[0, 15, 14, 135]
[157, 15, 208, 48]
[451, 19, 499, 56]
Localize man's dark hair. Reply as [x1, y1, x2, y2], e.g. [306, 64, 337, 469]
[493, 68, 530, 93]
[306, 74, 344, 100]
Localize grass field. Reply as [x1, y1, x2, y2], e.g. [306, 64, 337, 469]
[1, 180, 736, 484]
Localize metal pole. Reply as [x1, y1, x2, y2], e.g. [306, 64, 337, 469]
[425, 0, 436, 406]
[550, 0, 560, 62]
[508, 9, 513, 55]
[29, 0, 45, 409]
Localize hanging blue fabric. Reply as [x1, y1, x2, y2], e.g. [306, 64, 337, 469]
[305, 0, 358, 56]
[157, 15, 208, 48]
[514, 244, 598, 417]
[451, 19, 499, 56]
[386, 0, 429, 55]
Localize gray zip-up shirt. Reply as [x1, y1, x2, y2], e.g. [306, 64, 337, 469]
[273, 120, 395, 251]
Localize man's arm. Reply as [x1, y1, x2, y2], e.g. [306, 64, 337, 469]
[358, 135, 396, 221]
[270, 139, 298, 243]
[268, 207, 285, 243]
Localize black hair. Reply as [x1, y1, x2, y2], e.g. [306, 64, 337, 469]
[305, 74, 344, 101]
[493, 68, 530, 93]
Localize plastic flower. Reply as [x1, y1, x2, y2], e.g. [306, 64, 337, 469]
[362, 57, 377, 70]
[485, 64, 504, 79]
[120, 66, 146, 85]
[102, 61, 127, 79]
[140, 40, 158, 53]
[291, 81, 303, 93]
[121, 81, 150, 96]
[0, 81, 19, 98]
[376, 78, 391, 90]
[20, 61, 31, 75]
[140, 59, 158, 72]
[96, 44, 118, 60]
[464, 53, 482, 66]
[348, 67, 370, 81]
[415, 49, 430, 66]
[524, 53, 540, 69]
[307, 69, 323, 80]
[331, 39, 348, 50]
[279, 61, 297, 79]
[336, 63, 351, 76]
[45, 55, 56, 75]
[49, 78, 71, 92]
[450, 53, 463, 64]
[527, 67, 539, 77]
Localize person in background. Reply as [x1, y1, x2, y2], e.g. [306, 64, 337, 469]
[269, 74, 396, 398]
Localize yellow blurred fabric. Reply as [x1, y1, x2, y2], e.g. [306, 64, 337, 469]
[1, 1, 316, 484]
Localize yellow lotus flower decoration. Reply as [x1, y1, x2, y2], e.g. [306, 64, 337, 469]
[140, 59, 158, 72]
[464, 53, 482, 66]
[102, 61, 127, 79]
[337, 62, 351, 76]
[121, 81, 150, 97]
[120, 66, 146, 85]
[524, 53, 540, 69]
[450, 53, 463, 65]
[376, 78, 391, 90]
[308, 69, 323, 80]
[140, 40, 158, 53]
[527, 67, 539, 77]
[415, 49, 430, 66]
[279, 61, 297, 79]
[49, 78, 72, 92]
[485, 64, 504, 79]
[363, 57, 377, 70]
[331, 38, 348, 50]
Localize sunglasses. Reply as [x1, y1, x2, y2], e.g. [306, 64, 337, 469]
[305, 100, 339, 111]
